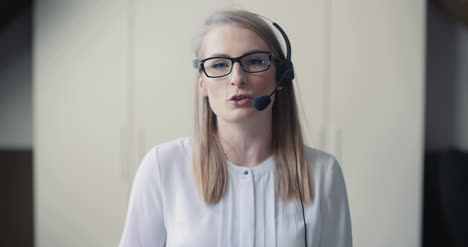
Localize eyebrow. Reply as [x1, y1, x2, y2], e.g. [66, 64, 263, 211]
[208, 49, 266, 58]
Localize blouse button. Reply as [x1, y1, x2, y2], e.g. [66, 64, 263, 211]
[243, 170, 249, 175]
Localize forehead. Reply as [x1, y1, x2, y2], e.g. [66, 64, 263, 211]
[199, 25, 270, 58]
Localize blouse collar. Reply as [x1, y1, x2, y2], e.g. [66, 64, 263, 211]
[227, 156, 274, 178]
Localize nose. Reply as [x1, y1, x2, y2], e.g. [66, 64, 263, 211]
[229, 62, 246, 87]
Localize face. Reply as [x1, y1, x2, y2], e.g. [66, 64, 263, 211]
[198, 25, 277, 124]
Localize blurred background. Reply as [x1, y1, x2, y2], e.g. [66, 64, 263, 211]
[0, 0, 466, 246]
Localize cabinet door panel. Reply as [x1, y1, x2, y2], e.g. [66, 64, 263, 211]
[133, 0, 230, 173]
[329, 1, 425, 246]
[35, 1, 130, 246]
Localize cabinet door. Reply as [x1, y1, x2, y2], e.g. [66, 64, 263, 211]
[34, 1, 130, 246]
[132, 0, 230, 176]
[329, 1, 425, 246]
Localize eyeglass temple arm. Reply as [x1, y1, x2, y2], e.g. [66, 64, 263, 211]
[193, 59, 200, 69]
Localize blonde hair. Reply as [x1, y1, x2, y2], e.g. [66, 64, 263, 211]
[192, 9, 314, 204]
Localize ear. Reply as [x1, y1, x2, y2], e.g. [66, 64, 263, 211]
[198, 74, 208, 97]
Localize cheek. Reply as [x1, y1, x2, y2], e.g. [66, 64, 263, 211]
[205, 81, 225, 102]
[263, 70, 278, 90]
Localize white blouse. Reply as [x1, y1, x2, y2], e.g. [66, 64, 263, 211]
[119, 136, 352, 247]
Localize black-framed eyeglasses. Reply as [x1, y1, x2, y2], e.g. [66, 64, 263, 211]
[193, 51, 273, 78]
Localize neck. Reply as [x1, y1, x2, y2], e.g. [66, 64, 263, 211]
[217, 117, 273, 168]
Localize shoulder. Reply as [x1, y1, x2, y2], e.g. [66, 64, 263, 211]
[153, 136, 193, 158]
[145, 136, 193, 176]
[303, 145, 337, 173]
[142, 136, 192, 164]
[303, 145, 344, 185]
[129, 136, 195, 211]
[303, 147, 352, 245]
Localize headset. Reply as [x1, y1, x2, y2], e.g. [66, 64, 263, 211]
[252, 20, 294, 111]
[253, 15, 308, 247]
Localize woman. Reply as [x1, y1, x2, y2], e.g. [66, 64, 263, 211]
[119, 9, 352, 247]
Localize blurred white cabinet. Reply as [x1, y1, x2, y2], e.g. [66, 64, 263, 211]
[35, 0, 425, 247]
[132, 0, 231, 176]
[34, 1, 131, 246]
[328, 1, 425, 247]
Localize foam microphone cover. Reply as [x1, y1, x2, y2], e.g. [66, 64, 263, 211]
[254, 95, 271, 111]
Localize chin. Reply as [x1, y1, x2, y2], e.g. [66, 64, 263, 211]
[219, 107, 270, 124]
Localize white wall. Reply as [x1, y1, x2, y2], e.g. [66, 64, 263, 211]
[0, 9, 32, 149]
[426, 1, 468, 151]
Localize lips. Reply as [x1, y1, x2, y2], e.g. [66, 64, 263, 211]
[228, 94, 253, 106]
[229, 94, 252, 101]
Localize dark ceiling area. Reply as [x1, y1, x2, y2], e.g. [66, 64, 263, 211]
[0, 0, 32, 32]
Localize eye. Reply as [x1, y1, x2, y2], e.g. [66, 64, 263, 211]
[246, 58, 265, 66]
[209, 60, 230, 71]
[241, 52, 270, 71]
[243, 56, 269, 71]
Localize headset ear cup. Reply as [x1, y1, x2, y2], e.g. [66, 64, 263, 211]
[276, 60, 295, 88]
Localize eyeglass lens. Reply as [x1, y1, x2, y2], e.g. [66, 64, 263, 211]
[203, 52, 271, 77]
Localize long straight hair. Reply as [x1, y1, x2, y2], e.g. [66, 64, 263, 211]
[192, 9, 314, 204]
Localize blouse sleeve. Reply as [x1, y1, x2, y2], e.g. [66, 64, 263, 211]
[318, 156, 353, 247]
[119, 147, 166, 247]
